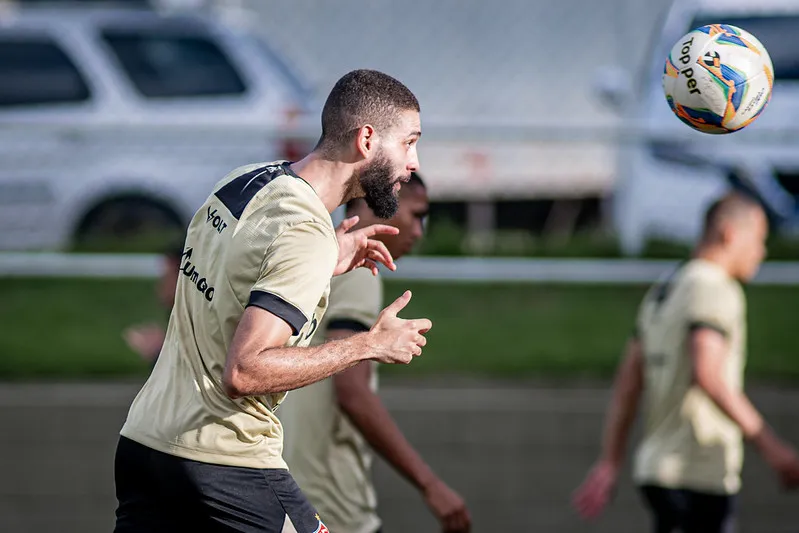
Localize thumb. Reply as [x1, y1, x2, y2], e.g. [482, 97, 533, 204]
[381, 290, 412, 318]
[336, 215, 359, 234]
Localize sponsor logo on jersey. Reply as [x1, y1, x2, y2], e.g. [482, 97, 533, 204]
[181, 247, 215, 302]
[206, 206, 228, 234]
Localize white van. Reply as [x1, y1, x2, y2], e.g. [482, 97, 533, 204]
[0, 4, 312, 251]
[605, 0, 799, 255]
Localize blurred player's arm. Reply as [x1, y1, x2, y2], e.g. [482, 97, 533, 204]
[690, 326, 764, 436]
[599, 336, 645, 468]
[573, 336, 643, 519]
[328, 327, 471, 533]
[690, 326, 799, 486]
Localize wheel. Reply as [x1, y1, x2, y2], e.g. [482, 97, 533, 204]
[74, 195, 185, 253]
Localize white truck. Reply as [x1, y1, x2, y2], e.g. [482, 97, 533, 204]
[603, 0, 799, 254]
[0, 4, 312, 250]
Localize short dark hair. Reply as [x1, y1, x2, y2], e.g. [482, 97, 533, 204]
[317, 69, 420, 151]
[701, 192, 763, 240]
[346, 171, 426, 213]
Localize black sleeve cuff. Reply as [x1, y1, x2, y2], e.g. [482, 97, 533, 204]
[247, 291, 307, 336]
[327, 318, 371, 333]
[688, 320, 729, 338]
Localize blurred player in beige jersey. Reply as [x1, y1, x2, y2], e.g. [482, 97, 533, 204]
[573, 193, 799, 533]
[281, 173, 471, 533]
[114, 70, 434, 533]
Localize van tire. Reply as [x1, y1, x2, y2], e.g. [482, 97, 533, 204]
[74, 195, 184, 252]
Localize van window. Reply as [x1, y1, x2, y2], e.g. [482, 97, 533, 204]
[690, 16, 799, 81]
[246, 34, 310, 100]
[102, 29, 247, 98]
[0, 37, 91, 107]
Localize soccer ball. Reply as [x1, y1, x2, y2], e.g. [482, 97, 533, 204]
[662, 24, 774, 134]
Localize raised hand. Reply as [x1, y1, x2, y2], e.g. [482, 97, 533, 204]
[333, 215, 399, 276]
[368, 291, 431, 364]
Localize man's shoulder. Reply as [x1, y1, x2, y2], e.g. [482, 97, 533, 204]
[679, 260, 741, 300]
[219, 161, 333, 239]
[211, 160, 287, 192]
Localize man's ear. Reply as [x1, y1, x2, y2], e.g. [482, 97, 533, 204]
[719, 221, 736, 246]
[356, 124, 376, 159]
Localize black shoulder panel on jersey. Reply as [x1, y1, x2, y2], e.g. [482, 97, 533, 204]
[214, 163, 289, 220]
[688, 320, 730, 339]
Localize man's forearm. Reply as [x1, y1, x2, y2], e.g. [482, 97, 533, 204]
[600, 341, 643, 466]
[601, 394, 640, 466]
[224, 333, 370, 398]
[698, 379, 764, 439]
[339, 386, 436, 491]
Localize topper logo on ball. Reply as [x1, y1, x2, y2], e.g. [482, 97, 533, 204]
[678, 37, 702, 95]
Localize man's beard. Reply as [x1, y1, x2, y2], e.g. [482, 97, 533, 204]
[358, 153, 400, 219]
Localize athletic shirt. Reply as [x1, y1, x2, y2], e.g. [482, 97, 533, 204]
[633, 259, 747, 494]
[121, 161, 338, 469]
[281, 268, 383, 533]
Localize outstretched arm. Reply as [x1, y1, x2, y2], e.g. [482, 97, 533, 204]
[223, 292, 430, 398]
[691, 327, 799, 488]
[573, 337, 644, 520]
[599, 337, 645, 468]
[329, 328, 471, 533]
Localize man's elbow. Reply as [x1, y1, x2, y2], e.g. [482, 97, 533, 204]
[692, 369, 718, 396]
[223, 361, 285, 399]
[222, 367, 247, 399]
[222, 362, 264, 399]
[691, 360, 727, 400]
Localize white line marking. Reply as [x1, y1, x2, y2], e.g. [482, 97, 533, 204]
[1, 254, 798, 285]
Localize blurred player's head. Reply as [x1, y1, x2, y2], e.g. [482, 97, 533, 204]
[316, 69, 421, 219]
[699, 192, 768, 282]
[347, 172, 428, 259]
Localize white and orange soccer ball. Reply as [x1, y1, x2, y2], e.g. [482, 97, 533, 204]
[662, 24, 774, 134]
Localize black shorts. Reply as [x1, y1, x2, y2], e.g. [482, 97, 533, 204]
[639, 484, 737, 533]
[114, 436, 327, 533]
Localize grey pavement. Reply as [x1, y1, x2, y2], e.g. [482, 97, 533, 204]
[0, 380, 797, 532]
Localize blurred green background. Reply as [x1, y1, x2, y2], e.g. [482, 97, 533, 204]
[2, 276, 796, 381]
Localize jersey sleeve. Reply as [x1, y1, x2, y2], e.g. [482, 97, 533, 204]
[325, 269, 383, 333]
[684, 278, 739, 338]
[247, 222, 337, 335]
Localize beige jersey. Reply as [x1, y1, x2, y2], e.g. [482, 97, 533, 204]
[120, 161, 338, 470]
[281, 268, 383, 533]
[633, 259, 747, 494]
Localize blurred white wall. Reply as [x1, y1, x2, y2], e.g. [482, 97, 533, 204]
[210, 0, 674, 129]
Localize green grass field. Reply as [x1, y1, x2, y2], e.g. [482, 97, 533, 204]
[1, 277, 797, 380]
